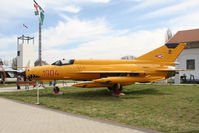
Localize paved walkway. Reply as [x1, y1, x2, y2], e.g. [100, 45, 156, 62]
[0, 86, 33, 92]
[0, 83, 73, 93]
[0, 87, 160, 133]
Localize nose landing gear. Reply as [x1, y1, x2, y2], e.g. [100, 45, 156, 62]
[52, 81, 63, 95]
[53, 86, 60, 94]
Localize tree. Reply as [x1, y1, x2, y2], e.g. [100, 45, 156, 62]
[3, 60, 9, 67]
[12, 57, 17, 70]
[0, 58, 5, 84]
[165, 28, 173, 43]
[0, 58, 3, 65]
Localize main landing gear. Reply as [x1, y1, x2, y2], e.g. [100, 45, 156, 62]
[107, 83, 125, 96]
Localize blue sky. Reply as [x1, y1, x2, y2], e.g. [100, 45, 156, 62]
[1, 0, 199, 63]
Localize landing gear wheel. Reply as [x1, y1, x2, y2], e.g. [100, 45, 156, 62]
[108, 84, 125, 96]
[53, 86, 60, 94]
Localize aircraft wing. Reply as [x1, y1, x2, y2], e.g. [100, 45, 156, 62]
[72, 77, 134, 88]
[80, 71, 146, 73]
[72, 82, 113, 88]
[93, 77, 136, 83]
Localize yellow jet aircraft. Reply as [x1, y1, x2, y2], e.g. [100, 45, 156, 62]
[25, 43, 187, 95]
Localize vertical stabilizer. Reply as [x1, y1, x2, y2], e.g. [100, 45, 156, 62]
[136, 43, 187, 62]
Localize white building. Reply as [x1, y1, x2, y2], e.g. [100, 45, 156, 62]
[17, 35, 35, 72]
[121, 55, 136, 60]
[166, 29, 199, 84]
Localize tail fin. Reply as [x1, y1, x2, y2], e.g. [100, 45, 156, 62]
[136, 43, 187, 62]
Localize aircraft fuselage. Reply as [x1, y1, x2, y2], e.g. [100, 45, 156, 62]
[26, 59, 172, 85]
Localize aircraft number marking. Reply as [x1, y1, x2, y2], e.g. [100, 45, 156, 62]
[43, 70, 59, 77]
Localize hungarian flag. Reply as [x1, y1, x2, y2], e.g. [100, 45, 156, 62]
[23, 24, 28, 28]
[34, 1, 44, 25]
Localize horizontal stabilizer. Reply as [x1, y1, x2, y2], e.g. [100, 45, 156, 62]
[157, 69, 193, 71]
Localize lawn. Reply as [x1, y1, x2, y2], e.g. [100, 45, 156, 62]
[0, 84, 198, 133]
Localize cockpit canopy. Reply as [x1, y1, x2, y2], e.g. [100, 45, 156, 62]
[51, 59, 75, 66]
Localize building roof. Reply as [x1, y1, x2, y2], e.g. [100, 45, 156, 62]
[167, 28, 199, 44]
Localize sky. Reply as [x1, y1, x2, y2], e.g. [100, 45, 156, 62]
[1, 0, 199, 64]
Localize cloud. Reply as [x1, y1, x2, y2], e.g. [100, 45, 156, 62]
[0, 50, 16, 60]
[0, 0, 32, 27]
[80, 0, 110, 3]
[0, 36, 16, 50]
[56, 5, 81, 13]
[41, 19, 166, 63]
[42, 17, 112, 49]
[45, 0, 110, 5]
[5, 16, 162, 64]
[142, 0, 199, 19]
[129, 0, 174, 11]
[1, 13, 196, 64]
[0, 0, 110, 30]
[168, 11, 199, 32]
[41, 0, 110, 12]
[1, 0, 199, 64]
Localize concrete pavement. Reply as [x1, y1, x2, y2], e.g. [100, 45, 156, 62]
[0, 87, 160, 133]
[0, 86, 34, 92]
[0, 83, 73, 93]
[0, 98, 161, 133]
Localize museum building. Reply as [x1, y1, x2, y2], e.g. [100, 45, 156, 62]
[166, 28, 199, 83]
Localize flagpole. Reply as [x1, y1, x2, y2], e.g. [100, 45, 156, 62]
[39, 22, 42, 66]
[34, 0, 44, 105]
[34, 0, 44, 66]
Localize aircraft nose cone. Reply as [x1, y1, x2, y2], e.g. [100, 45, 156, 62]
[25, 68, 32, 80]
[25, 68, 40, 80]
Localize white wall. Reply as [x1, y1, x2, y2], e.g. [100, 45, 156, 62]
[175, 48, 199, 83]
[17, 43, 35, 71]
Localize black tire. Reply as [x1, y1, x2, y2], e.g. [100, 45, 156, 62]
[53, 86, 60, 93]
[108, 83, 122, 94]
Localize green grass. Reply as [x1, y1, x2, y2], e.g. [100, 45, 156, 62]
[0, 84, 198, 133]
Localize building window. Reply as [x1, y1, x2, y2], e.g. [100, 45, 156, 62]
[17, 51, 20, 56]
[186, 59, 195, 70]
